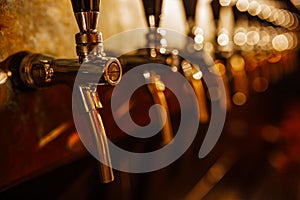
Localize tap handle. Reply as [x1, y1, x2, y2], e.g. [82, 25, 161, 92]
[142, 0, 163, 27]
[71, 0, 100, 13]
[71, 0, 101, 32]
[182, 0, 198, 21]
[182, 0, 198, 33]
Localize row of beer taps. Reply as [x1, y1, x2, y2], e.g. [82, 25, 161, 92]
[0, 0, 297, 184]
[0, 0, 209, 183]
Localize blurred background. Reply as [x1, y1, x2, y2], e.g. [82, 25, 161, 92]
[0, 0, 300, 199]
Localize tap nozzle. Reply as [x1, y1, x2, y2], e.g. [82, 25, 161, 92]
[142, 0, 163, 28]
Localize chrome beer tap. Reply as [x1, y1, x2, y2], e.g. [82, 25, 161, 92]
[0, 0, 122, 183]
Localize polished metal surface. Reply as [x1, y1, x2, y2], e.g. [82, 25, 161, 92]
[78, 85, 114, 182]
[0, 0, 121, 184]
[142, 0, 163, 27]
[75, 12, 100, 32]
[0, 0, 299, 197]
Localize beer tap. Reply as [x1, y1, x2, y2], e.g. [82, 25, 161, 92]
[182, 0, 209, 123]
[182, 0, 198, 37]
[0, 0, 122, 183]
[118, 0, 174, 145]
[142, 0, 163, 57]
[142, 0, 174, 145]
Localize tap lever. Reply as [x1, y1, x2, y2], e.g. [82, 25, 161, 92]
[71, 0, 100, 13]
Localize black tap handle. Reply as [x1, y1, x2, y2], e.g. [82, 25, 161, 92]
[182, 0, 198, 21]
[142, 0, 163, 27]
[71, 0, 100, 13]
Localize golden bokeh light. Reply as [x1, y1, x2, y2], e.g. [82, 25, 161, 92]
[252, 77, 269, 92]
[246, 30, 260, 46]
[236, 0, 249, 12]
[272, 34, 289, 51]
[232, 92, 247, 106]
[217, 33, 230, 46]
[230, 54, 245, 72]
[234, 31, 247, 46]
[248, 0, 261, 16]
[220, 0, 232, 7]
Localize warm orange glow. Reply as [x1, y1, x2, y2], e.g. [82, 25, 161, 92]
[215, 62, 227, 76]
[267, 53, 282, 63]
[269, 151, 288, 171]
[261, 125, 281, 143]
[230, 54, 245, 72]
[192, 71, 203, 80]
[232, 92, 247, 106]
[291, 0, 300, 9]
[155, 78, 166, 91]
[252, 77, 269, 92]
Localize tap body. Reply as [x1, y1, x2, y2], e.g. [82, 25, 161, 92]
[4, 51, 121, 90]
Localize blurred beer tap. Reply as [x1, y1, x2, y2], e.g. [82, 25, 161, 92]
[143, 71, 173, 145]
[0, 0, 122, 183]
[182, 0, 209, 123]
[119, 0, 166, 67]
[182, 0, 198, 37]
[142, 0, 163, 57]
[118, 0, 174, 145]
